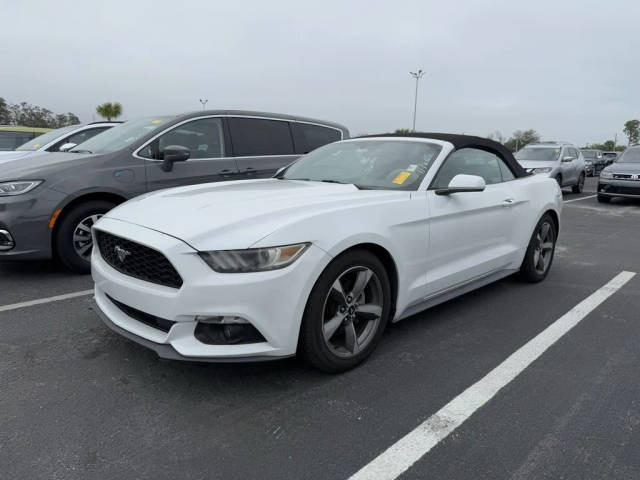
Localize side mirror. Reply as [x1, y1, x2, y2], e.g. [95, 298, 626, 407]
[562, 156, 574, 162]
[59, 142, 77, 152]
[160, 145, 190, 172]
[435, 174, 486, 195]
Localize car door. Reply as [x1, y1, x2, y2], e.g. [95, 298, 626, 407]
[561, 147, 579, 185]
[425, 147, 521, 296]
[226, 117, 299, 179]
[141, 117, 239, 192]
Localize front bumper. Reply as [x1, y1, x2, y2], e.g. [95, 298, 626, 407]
[598, 178, 640, 198]
[91, 217, 332, 361]
[0, 187, 65, 260]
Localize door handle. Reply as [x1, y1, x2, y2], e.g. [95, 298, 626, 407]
[502, 198, 515, 207]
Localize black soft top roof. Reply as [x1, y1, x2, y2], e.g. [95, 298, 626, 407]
[356, 132, 528, 178]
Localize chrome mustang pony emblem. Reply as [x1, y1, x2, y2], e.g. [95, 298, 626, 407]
[114, 245, 131, 262]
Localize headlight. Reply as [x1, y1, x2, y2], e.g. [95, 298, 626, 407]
[533, 167, 553, 174]
[600, 171, 613, 179]
[0, 180, 43, 196]
[199, 243, 310, 273]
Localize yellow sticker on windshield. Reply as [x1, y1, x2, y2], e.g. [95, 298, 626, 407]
[33, 144, 40, 148]
[151, 119, 162, 124]
[393, 171, 412, 184]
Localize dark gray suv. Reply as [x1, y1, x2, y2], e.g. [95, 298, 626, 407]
[0, 110, 349, 272]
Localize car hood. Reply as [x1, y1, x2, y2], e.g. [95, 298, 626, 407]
[0, 150, 42, 163]
[517, 160, 558, 170]
[104, 179, 409, 250]
[603, 163, 640, 175]
[0, 150, 98, 179]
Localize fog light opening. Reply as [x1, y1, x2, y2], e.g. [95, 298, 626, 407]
[194, 319, 266, 345]
[0, 230, 15, 251]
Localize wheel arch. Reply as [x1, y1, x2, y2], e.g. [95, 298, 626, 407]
[543, 208, 560, 239]
[51, 191, 128, 253]
[332, 242, 400, 319]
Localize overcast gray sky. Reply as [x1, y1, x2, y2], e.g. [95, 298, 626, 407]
[1, 0, 638, 145]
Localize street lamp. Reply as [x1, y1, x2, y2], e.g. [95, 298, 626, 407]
[409, 70, 425, 131]
[199, 98, 208, 109]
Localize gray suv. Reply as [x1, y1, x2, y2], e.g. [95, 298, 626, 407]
[0, 110, 349, 272]
[515, 141, 586, 193]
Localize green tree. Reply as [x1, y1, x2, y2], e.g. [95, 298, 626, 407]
[504, 129, 540, 152]
[623, 120, 640, 145]
[0, 97, 11, 124]
[54, 113, 81, 128]
[487, 130, 505, 143]
[96, 102, 123, 121]
[602, 140, 616, 150]
[394, 128, 412, 134]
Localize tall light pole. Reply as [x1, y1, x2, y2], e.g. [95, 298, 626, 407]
[409, 69, 425, 131]
[199, 98, 208, 110]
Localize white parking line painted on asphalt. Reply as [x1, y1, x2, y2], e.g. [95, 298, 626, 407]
[564, 194, 597, 203]
[349, 270, 636, 480]
[0, 289, 93, 313]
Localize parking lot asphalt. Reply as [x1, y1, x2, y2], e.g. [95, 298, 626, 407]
[2, 177, 640, 480]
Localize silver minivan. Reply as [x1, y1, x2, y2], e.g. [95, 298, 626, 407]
[0, 110, 349, 272]
[515, 142, 586, 193]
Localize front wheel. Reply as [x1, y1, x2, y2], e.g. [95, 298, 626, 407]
[299, 249, 391, 373]
[54, 200, 116, 273]
[572, 173, 585, 193]
[520, 214, 557, 283]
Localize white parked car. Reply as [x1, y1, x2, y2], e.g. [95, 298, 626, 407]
[91, 134, 562, 372]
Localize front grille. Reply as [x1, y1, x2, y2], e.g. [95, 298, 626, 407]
[107, 295, 175, 332]
[613, 174, 633, 179]
[95, 230, 183, 288]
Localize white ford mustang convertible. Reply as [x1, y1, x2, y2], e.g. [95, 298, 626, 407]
[91, 133, 562, 372]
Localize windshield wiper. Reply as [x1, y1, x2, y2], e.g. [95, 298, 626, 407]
[70, 149, 93, 154]
[320, 179, 363, 190]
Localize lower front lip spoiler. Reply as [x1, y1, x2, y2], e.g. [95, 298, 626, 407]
[90, 299, 292, 363]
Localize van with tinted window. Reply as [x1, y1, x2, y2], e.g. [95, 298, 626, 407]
[0, 110, 349, 272]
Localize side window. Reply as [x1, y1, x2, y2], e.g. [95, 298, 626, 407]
[431, 148, 503, 189]
[292, 123, 341, 153]
[228, 117, 294, 156]
[498, 157, 515, 181]
[0, 132, 31, 150]
[149, 118, 225, 160]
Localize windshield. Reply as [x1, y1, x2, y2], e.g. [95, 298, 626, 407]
[581, 150, 597, 158]
[70, 116, 172, 154]
[16, 125, 78, 151]
[515, 147, 560, 161]
[279, 140, 443, 190]
[616, 148, 640, 164]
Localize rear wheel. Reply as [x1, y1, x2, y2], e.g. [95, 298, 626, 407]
[572, 173, 585, 193]
[520, 214, 556, 283]
[299, 249, 391, 373]
[54, 200, 115, 273]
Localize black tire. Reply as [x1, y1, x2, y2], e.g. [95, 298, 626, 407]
[299, 249, 391, 373]
[572, 173, 585, 193]
[54, 200, 115, 273]
[519, 213, 557, 283]
[597, 194, 611, 203]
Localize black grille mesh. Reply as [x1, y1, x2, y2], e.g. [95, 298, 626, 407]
[95, 230, 183, 288]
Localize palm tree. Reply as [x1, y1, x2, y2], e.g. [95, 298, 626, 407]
[95, 102, 123, 121]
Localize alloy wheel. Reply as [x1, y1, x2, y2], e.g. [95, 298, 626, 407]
[533, 221, 554, 275]
[321, 266, 383, 358]
[73, 214, 102, 260]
